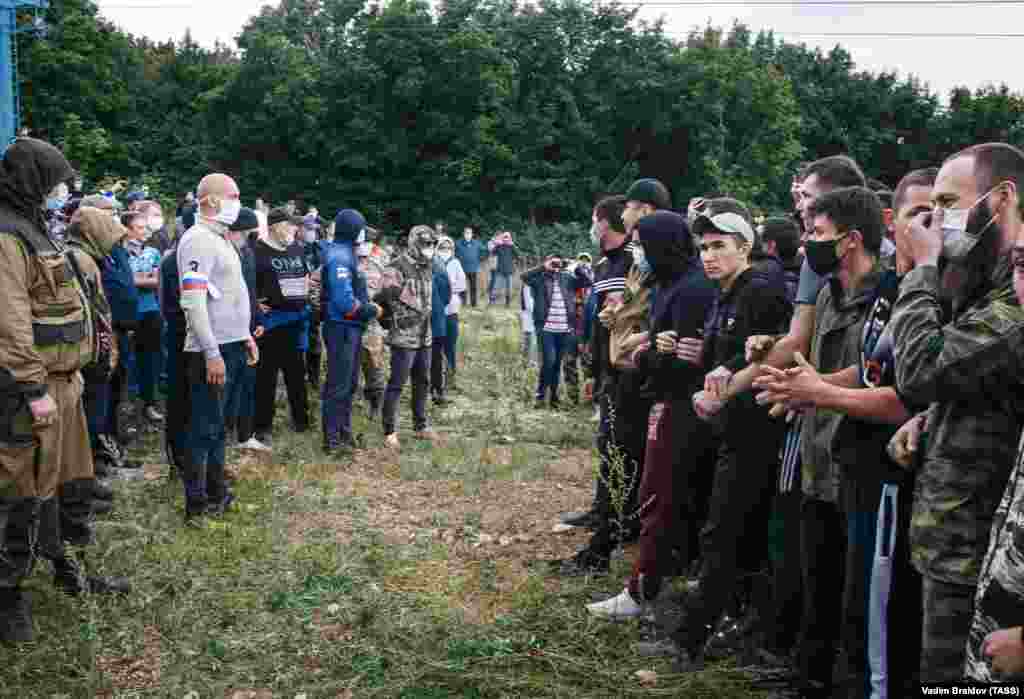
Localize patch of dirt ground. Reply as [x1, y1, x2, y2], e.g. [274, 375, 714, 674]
[286, 447, 602, 623]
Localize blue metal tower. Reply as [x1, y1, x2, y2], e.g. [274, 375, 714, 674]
[0, 0, 48, 144]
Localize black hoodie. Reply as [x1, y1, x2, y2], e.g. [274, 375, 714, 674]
[0, 138, 73, 253]
[634, 212, 717, 401]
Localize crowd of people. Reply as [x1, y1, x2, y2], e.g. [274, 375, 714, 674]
[2, 134, 1024, 695]
[543, 146, 1024, 696]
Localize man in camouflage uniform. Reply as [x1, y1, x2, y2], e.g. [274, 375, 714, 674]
[374, 225, 436, 449]
[888, 143, 1024, 682]
[357, 236, 387, 419]
[0, 139, 128, 643]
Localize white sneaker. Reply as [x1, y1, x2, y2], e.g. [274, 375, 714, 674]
[590, 409, 601, 423]
[385, 433, 401, 449]
[586, 588, 645, 619]
[238, 437, 272, 452]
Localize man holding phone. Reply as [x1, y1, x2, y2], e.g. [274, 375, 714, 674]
[521, 254, 591, 408]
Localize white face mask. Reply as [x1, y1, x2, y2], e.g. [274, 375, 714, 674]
[439, 249, 453, 261]
[940, 182, 1005, 261]
[420, 245, 436, 261]
[146, 216, 164, 233]
[590, 222, 601, 247]
[356, 242, 371, 257]
[202, 196, 241, 226]
[302, 229, 317, 243]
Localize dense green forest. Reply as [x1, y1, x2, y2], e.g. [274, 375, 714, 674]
[16, 0, 1024, 235]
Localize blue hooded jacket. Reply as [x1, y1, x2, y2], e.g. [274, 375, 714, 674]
[103, 242, 140, 331]
[323, 210, 376, 327]
[431, 260, 452, 339]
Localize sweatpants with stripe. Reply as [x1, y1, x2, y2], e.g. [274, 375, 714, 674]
[767, 418, 805, 656]
[842, 476, 921, 697]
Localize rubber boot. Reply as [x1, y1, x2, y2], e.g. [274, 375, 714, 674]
[0, 497, 40, 643]
[58, 479, 96, 548]
[53, 556, 131, 596]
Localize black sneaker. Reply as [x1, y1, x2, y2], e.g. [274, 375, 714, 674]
[549, 548, 610, 577]
[560, 509, 606, 530]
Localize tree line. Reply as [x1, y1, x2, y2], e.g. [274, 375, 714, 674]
[17, 0, 1024, 242]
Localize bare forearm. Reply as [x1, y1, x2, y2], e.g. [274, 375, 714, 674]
[822, 366, 860, 389]
[816, 384, 911, 425]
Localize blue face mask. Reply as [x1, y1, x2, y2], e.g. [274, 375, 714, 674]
[45, 196, 66, 211]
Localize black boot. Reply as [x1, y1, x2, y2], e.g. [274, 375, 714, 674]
[53, 557, 131, 597]
[0, 587, 33, 643]
[91, 478, 114, 501]
[0, 497, 40, 643]
[58, 479, 96, 548]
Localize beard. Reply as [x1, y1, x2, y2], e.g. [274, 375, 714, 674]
[940, 198, 1004, 311]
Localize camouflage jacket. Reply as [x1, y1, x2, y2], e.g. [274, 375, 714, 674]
[358, 256, 386, 338]
[376, 251, 433, 350]
[891, 260, 1024, 585]
[965, 430, 1024, 681]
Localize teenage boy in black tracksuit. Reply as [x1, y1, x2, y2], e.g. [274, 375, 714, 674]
[660, 200, 791, 666]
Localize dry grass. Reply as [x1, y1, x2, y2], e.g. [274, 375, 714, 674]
[0, 305, 771, 699]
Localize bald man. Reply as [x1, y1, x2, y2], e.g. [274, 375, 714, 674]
[176, 173, 258, 523]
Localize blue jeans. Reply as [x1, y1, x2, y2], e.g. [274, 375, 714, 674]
[538, 331, 571, 401]
[183, 342, 246, 513]
[226, 361, 257, 442]
[321, 322, 363, 446]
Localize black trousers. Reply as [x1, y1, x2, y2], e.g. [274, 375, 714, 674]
[431, 337, 447, 396]
[255, 324, 309, 436]
[798, 497, 846, 690]
[767, 488, 805, 655]
[679, 423, 782, 653]
[466, 271, 478, 307]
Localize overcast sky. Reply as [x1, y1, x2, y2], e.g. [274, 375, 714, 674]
[96, 0, 1021, 100]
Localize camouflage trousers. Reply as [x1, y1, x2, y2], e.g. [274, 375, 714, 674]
[920, 575, 974, 682]
[360, 329, 387, 401]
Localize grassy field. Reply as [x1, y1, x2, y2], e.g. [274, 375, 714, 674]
[0, 305, 769, 699]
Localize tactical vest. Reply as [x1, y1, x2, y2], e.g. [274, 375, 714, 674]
[1, 225, 94, 375]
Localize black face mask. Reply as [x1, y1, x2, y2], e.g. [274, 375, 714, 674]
[804, 233, 848, 276]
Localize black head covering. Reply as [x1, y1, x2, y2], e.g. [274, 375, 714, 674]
[636, 210, 695, 282]
[0, 138, 74, 230]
